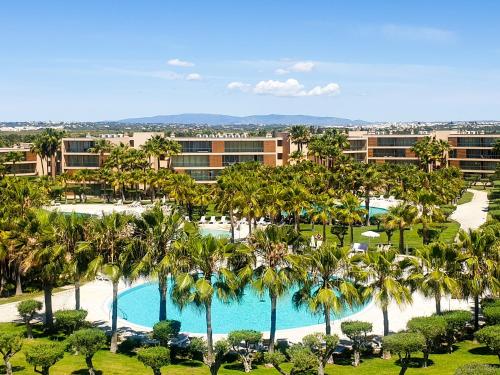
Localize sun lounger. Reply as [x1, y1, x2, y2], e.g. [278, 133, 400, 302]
[209, 216, 217, 224]
[239, 217, 248, 224]
[199, 216, 207, 224]
[219, 216, 228, 224]
[114, 199, 123, 206]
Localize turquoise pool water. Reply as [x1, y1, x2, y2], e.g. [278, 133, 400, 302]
[199, 227, 231, 237]
[117, 281, 369, 333]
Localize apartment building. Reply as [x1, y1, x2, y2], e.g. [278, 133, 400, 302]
[0, 143, 42, 176]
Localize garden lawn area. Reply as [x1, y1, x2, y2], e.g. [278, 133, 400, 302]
[488, 179, 500, 221]
[0, 286, 69, 306]
[457, 191, 474, 205]
[299, 221, 460, 252]
[0, 323, 497, 375]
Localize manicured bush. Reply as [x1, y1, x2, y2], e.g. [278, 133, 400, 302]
[0, 333, 23, 375]
[152, 320, 181, 347]
[437, 310, 472, 353]
[54, 309, 88, 334]
[341, 320, 373, 366]
[407, 315, 447, 367]
[483, 305, 500, 325]
[383, 332, 426, 375]
[301, 332, 339, 375]
[25, 342, 65, 375]
[137, 346, 170, 375]
[455, 363, 499, 375]
[475, 325, 500, 362]
[17, 299, 43, 339]
[68, 328, 107, 375]
[227, 329, 262, 372]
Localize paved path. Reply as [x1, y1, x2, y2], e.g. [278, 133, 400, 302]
[450, 189, 489, 231]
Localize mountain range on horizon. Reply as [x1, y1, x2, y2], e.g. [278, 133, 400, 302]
[117, 113, 369, 126]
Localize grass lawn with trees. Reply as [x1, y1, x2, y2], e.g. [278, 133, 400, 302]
[456, 191, 474, 205]
[0, 323, 497, 375]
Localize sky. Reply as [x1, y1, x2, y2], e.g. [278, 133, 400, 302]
[1, 0, 500, 122]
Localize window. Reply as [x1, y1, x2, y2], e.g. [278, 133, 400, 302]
[348, 140, 366, 151]
[465, 149, 500, 159]
[179, 141, 212, 153]
[277, 139, 283, 146]
[65, 155, 99, 167]
[224, 141, 263, 153]
[171, 155, 210, 167]
[372, 149, 406, 157]
[129, 140, 135, 147]
[65, 141, 95, 153]
[377, 137, 418, 147]
[278, 153, 283, 160]
[185, 169, 221, 181]
[222, 155, 263, 166]
[457, 137, 497, 147]
[7, 163, 36, 174]
[460, 161, 497, 171]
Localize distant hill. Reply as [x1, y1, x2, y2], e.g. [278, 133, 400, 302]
[118, 113, 368, 126]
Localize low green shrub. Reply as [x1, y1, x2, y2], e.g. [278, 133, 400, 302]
[137, 346, 171, 375]
[483, 305, 500, 325]
[54, 309, 88, 334]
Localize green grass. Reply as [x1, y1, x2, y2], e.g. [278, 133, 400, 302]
[0, 323, 497, 375]
[457, 191, 474, 205]
[298, 221, 460, 252]
[0, 286, 70, 306]
[488, 179, 500, 221]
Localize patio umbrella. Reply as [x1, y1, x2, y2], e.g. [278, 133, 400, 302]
[361, 230, 380, 248]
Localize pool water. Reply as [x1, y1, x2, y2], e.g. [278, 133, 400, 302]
[117, 281, 369, 333]
[199, 227, 231, 237]
[364, 206, 388, 217]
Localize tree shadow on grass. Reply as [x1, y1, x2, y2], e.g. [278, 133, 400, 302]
[468, 346, 492, 356]
[0, 365, 25, 373]
[394, 358, 434, 369]
[173, 359, 203, 368]
[71, 370, 103, 375]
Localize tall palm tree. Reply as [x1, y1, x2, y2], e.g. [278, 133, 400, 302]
[5, 151, 24, 176]
[382, 203, 418, 252]
[131, 206, 187, 321]
[36, 128, 65, 179]
[289, 125, 311, 152]
[411, 189, 444, 245]
[359, 165, 384, 225]
[456, 228, 499, 330]
[293, 243, 362, 335]
[173, 235, 242, 359]
[339, 192, 366, 244]
[30, 137, 47, 176]
[311, 194, 337, 241]
[88, 138, 113, 167]
[282, 182, 310, 232]
[354, 250, 412, 336]
[409, 242, 460, 314]
[242, 225, 304, 352]
[85, 212, 135, 353]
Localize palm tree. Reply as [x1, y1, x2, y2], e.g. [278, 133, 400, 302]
[382, 203, 418, 252]
[409, 242, 460, 314]
[30, 138, 47, 176]
[35, 128, 65, 179]
[359, 165, 384, 225]
[311, 194, 337, 241]
[293, 243, 361, 335]
[354, 250, 412, 336]
[339, 192, 366, 244]
[88, 138, 113, 167]
[289, 125, 311, 152]
[282, 182, 309, 232]
[132, 206, 187, 321]
[142, 135, 181, 170]
[411, 189, 444, 245]
[173, 235, 242, 359]
[456, 228, 499, 330]
[85, 212, 135, 353]
[242, 225, 303, 352]
[5, 151, 24, 176]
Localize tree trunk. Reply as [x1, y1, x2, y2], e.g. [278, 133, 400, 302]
[75, 278, 81, 310]
[157, 157, 161, 170]
[15, 264, 22, 296]
[205, 299, 213, 357]
[353, 350, 360, 367]
[43, 285, 53, 329]
[269, 292, 277, 353]
[51, 155, 56, 179]
[399, 228, 405, 253]
[294, 212, 300, 232]
[110, 280, 119, 353]
[324, 305, 331, 335]
[423, 350, 429, 368]
[242, 357, 252, 373]
[248, 216, 252, 236]
[365, 196, 371, 226]
[322, 223, 327, 242]
[350, 225, 354, 243]
[382, 306, 389, 336]
[474, 295, 479, 331]
[158, 276, 167, 321]
[86, 356, 95, 375]
[26, 320, 33, 339]
[230, 205, 235, 243]
[153, 368, 161, 375]
[435, 292, 441, 315]
[4, 358, 13, 375]
[318, 361, 325, 375]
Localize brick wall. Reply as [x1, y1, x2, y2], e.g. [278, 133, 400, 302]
[263, 154, 276, 166]
[263, 140, 276, 153]
[209, 155, 222, 167]
[212, 141, 224, 153]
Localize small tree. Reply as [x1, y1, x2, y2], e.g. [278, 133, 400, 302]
[483, 305, 500, 325]
[68, 329, 107, 375]
[265, 347, 317, 375]
[189, 337, 229, 375]
[0, 333, 23, 375]
[475, 325, 500, 362]
[152, 320, 181, 347]
[137, 346, 171, 375]
[301, 333, 339, 375]
[341, 320, 373, 366]
[25, 342, 65, 375]
[438, 310, 472, 353]
[227, 330, 262, 373]
[407, 316, 446, 367]
[455, 363, 499, 375]
[383, 332, 425, 375]
[54, 309, 88, 334]
[17, 299, 43, 339]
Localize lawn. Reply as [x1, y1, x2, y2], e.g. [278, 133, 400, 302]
[488, 179, 500, 221]
[457, 191, 474, 205]
[0, 286, 70, 306]
[0, 323, 497, 375]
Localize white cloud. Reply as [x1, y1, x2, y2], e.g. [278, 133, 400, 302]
[229, 78, 340, 97]
[167, 58, 195, 67]
[275, 61, 315, 75]
[186, 73, 202, 81]
[381, 24, 455, 43]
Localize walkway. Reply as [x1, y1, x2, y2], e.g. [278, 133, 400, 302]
[450, 189, 489, 231]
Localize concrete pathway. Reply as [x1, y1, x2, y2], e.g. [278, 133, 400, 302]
[450, 189, 489, 231]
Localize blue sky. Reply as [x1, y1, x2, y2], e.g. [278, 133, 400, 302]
[1, 0, 500, 122]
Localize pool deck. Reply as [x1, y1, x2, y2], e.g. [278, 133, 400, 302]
[0, 195, 485, 342]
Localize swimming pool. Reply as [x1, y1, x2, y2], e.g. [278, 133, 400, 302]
[199, 227, 231, 237]
[117, 281, 369, 333]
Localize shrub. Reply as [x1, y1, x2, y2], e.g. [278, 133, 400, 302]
[137, 346, 170, 375]
[483, 305, 500, 325]
[152, 320, 181, 347]
[341, 320, 373, 366]
[0, 332, 23, 375]
[407, 315, 447, 367]
[301, 332, 339, 375]
[54, 309, 88, 334]
[383, 333, 425, 375]
[25, 342, 65, 375]
[475, 325, 500, 362]
[68, 328, 107, 375]
[227, 330, 262, 372]
[438, 310, 472, 352]
[17, 299, 43, 339]
[455, 363, 499, 375]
